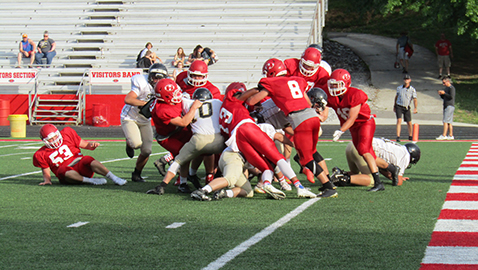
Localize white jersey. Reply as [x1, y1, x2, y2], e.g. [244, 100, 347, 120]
[182, 98, 222, 135]
[260, 99, 289, 129]
[372, 138, 410, 176]
[320, 60, 332, 76]
[120, 74, 154, 123]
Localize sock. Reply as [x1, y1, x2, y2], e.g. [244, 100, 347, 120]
[277, 175, 285, 183]
[133, 168, 141, 176]
[292, 179, 304, 189]
[372, 172, 382, 185]
[189, 168, 197, 176]
[180, 176, 187, 185]
[159, 181, 168, 188]
[106, 171, 115, 180]
[225, 190, 234, 198]
[164, 152, 173, 162]
[202, 185, 212, 193]
[322, 181, 334, 190]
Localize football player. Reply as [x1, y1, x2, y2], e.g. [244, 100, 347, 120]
[326, 68, 384, 192]
[247, 58, 336, 198]
[175, 60, 222, 99]
[33, 124, 126, 186]
[331, 139, 421, 187]
[146, 78, 202, 194]
[147, 87, 225, 195]
[121, 63, 168, 182]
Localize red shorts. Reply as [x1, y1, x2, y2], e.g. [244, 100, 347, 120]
[350, 119, 376, 159]
[236, 122, 284, 172]
[294, 117, 321, 165]
[56, 156, 95, 184]
[158, 128, 192, 156]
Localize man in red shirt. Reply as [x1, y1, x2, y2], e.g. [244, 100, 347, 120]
[326, 68, 384, 192]
[248, 58, 337, 198]
[175, 60, 222, 99]
[33, 124, 126, 186]
[435, 33, 453, 78]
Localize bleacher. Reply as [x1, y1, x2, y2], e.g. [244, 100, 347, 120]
[0, 0, 323, 95]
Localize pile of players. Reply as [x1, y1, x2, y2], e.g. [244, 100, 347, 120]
[33, 44, 421, 200]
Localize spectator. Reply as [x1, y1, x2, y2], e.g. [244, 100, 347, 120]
[172, 60, 187, 81]
[435, 33, 453, 79]
[17, 33, 36, 68]
[136, 42, 153, 63]
[396, 31, 413, 74]
[393, 74, 417, 142]
[35, 31, 56, 67]
[436, 76, 455, 140]
[201, 47, 218, 65]
[33, 124, 126, 186]
[187, 44, 204, 64]
[172, 47, 186, 67]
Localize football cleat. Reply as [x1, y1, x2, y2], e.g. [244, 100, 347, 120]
[146, 186, 164, 195]
[212, 189, 228, 200]
[317, 188, 338, 198]
[390, 165, 400, 186]
[368, 182, 385, 192]
[112, 176, 127, 186]
[330, 167, 350, 186]
[125, 144, 134, 159]
[153, 156, 169, 176]
[131, 172, 145, 182]
[297, 187, 317, 198]
[178, 183, 191, 193]
[263, 184, 286, 200]
[191, 189, 211, 201]
[279, 180, 292, 191]
[89, 178, 107, 185]
[254, 185, 265, 194]
[188, 174, 203, 189]
[436, 135, 447, 141]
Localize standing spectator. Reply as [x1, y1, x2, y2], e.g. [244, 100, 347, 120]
[35, 31, 56, 67]
[121, 63, 169, 182]
[393, 74, 418, 142]
[172, 47, 186, 67]
[33, 124, 126, 186]
[396, 31, 413, 74]
[136, 42, 153, 63]
[17, 33, 36, 68]
[435, 33, 453, 79]
[187, 44, 204, 65]
[436, 76, 456, 140]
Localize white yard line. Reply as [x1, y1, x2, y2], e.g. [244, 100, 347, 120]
[203, 198, 320, 270]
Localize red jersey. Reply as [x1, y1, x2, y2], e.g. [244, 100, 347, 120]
[435, 39, 452, 56]
[219, 89, 254, 139]
[151, 100, 184, 136]
[175, 71, 222, 100]
[284, 58, 330, 90]
[258, 76, 310, 116]
[33, 127, 83, 176]
[326, 87, 372, 127]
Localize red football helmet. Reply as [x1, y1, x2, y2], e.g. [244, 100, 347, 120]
[300, 47, 322, 77]
[187, 60, 208, 87]
[154, 78, 183, 104]
[39, 124, 63, 149]
[225, 82, 247, 96]
[327, 69, 351, 96]
[262, 58, 287, 77]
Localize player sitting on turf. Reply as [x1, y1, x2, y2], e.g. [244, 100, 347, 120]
[33, 124, 127, 186]
[331, 138, 421, 187]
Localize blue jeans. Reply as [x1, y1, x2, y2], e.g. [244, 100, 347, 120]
[35, 51, 56, 65]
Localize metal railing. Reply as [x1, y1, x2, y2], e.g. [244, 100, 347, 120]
[308, 0, 328, 46]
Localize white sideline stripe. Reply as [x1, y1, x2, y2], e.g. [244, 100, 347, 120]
[442, 201, 478, 210]
[453, 175, 478, 180]
[21, 157, 32, 160]
[166, 222, 186, 229]
[0, 151, 36, 158]
[434, 219, 478, 232]
[448, 186, 478, 193]
[422, 246, 478, 264]
[0, 151, 169, 181]
[0, 142, 42, 148]
[203, 198, 320, 270]
[67, 221, 89, 228]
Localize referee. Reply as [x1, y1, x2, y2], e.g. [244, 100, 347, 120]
[393, 74, 417, 142]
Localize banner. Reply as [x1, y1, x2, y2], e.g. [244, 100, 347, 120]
[89, 69, 143, 84]
[0, 69, 38, 84]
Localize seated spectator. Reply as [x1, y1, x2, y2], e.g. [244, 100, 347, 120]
[35, 31, 56, 67]
[136, 42, 153, 63]
[172, 47, 186, 67]
[172, 60, 187, 81]
[137, 51, 162, 69]
[187, 44, 204, 65]
[202, 47, 218, 66]
[17, 33, 36, 68]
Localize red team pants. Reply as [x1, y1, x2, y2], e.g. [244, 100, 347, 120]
[350, 118, 377, 159]
[294, 117, 321, 166]
[158, 128, 193, 157]
[56, 156, 95, 184]
[236, 122, 285, 173]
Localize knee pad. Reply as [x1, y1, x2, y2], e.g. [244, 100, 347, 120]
[313, 152, 324, 163]
[305, 160, 323, 177]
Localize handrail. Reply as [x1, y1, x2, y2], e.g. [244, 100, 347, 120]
[308, 0, 327, 46]
[27, 69, 42, 125]
[76, 69, 89, 125]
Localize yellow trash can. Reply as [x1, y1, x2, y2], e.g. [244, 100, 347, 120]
[7, 114, 29, 138]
